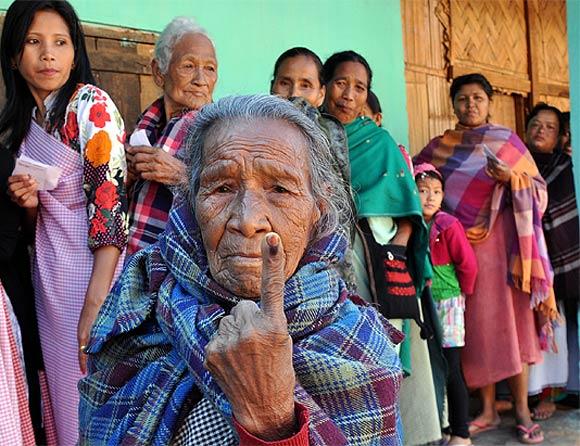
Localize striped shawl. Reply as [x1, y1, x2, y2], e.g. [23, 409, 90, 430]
[127, 98, 197, 255]
[79, 200, 404, 445]
[532, 151, 579, 302]
[415, 124, 556, 320]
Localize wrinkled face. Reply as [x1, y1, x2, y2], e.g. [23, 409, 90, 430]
[155, 33, 217, 115]
[417, 177, 444, 222]
[324, 61, 369, 124]
[16, 10, 75, 104]
[453, 83, 490, 128]
[526, 110, 560, 154]
[195, 118, 320, 298]
[271, 55, 325, 107]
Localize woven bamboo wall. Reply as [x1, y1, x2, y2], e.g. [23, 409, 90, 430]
[402, 0, 570, 154]
[0, 17, 161, 134]
[402, 0, 455, 153]
[450, 0, 530, 93]
[530, 0, 569, 97]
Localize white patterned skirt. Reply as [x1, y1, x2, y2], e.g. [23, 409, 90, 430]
[435, 294, 466, 348]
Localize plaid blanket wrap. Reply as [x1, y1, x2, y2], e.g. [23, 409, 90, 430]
[79, 200, 404, 445]
[415, 124, 556, 321]
[127, 98, 197, 255]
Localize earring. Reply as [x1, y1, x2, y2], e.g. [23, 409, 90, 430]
[10, 62, 17, 70]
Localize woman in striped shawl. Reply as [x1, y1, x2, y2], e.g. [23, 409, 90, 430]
[525, 103, 579, 419]
[415, 73, 556, 445]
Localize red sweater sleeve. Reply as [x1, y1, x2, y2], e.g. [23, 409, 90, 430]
[445, 220, 478, 295]
[234, 403, 310, 446]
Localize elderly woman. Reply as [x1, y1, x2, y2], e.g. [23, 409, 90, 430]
[126, 17, 217, 255]
[415, 73, 557, 444]
[79, 95, 404, 445]
[525, 103, 579, 420]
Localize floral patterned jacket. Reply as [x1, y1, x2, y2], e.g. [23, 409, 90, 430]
[48, 84, 128, 251]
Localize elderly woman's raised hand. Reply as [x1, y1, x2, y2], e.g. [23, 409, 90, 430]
[205, 232, 296, 442]
[125, 145, 186, 185]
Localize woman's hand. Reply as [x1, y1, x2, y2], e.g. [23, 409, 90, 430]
[205, 233, 296, 442]
[125, 145, 186, 185]
[77, 246, 121, 374]
[485, 157, 511, 183]
[7, 174, 39, 208]
[78, 295, 103, 374]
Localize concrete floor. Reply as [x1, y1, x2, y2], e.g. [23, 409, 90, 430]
[472, 409, 579, 445]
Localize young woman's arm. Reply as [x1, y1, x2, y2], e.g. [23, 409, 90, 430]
[71, 85, 128, 373]
[78, 245, 121, 373]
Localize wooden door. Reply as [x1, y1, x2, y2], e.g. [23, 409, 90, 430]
[402, 0, 570, 155]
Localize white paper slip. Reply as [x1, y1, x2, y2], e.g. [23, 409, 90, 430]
[129, 129, 151, 147]
[481, 144, 500, 164]
[12, 155, 63, 191]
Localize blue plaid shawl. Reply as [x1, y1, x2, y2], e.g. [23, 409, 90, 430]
[79, 201, 404, 445]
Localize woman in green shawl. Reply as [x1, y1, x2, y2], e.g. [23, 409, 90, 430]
[322, 50, 442, 445]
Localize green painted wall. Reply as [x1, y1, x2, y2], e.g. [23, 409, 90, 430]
[0, 0, 410, 147]
[567, 0, 580, 202]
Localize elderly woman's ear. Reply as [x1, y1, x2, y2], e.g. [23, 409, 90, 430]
[151, 59, 165, 88]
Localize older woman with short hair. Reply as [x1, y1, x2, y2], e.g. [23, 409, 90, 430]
[126, 17, 217, 255]
[79, 94, 405, 446]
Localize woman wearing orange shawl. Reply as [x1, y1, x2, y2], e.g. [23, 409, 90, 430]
[415, 73, 557, 445]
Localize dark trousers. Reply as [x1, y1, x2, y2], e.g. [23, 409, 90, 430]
[443, 347, 470, 439]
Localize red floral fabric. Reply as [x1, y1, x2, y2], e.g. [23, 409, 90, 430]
[88, 102, 111, 128]
[54, 84, 128, 251]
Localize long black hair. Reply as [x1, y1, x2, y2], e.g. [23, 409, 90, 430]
[322, 50, 373, 90]
[0, 0, 95, 153]
[270, 47, 324, 91]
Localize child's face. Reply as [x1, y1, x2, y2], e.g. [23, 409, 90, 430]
[417, 177, 444, 222]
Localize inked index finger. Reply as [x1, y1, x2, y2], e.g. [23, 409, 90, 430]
[260, 232, 287, 324]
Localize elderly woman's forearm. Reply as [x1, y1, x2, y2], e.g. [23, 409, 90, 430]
[234, 402, 310, 445]
[234, 400, 297, 441]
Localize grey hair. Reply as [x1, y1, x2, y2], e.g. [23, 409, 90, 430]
[180, 94, 354, 243]
[154, 17, 214, 74]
